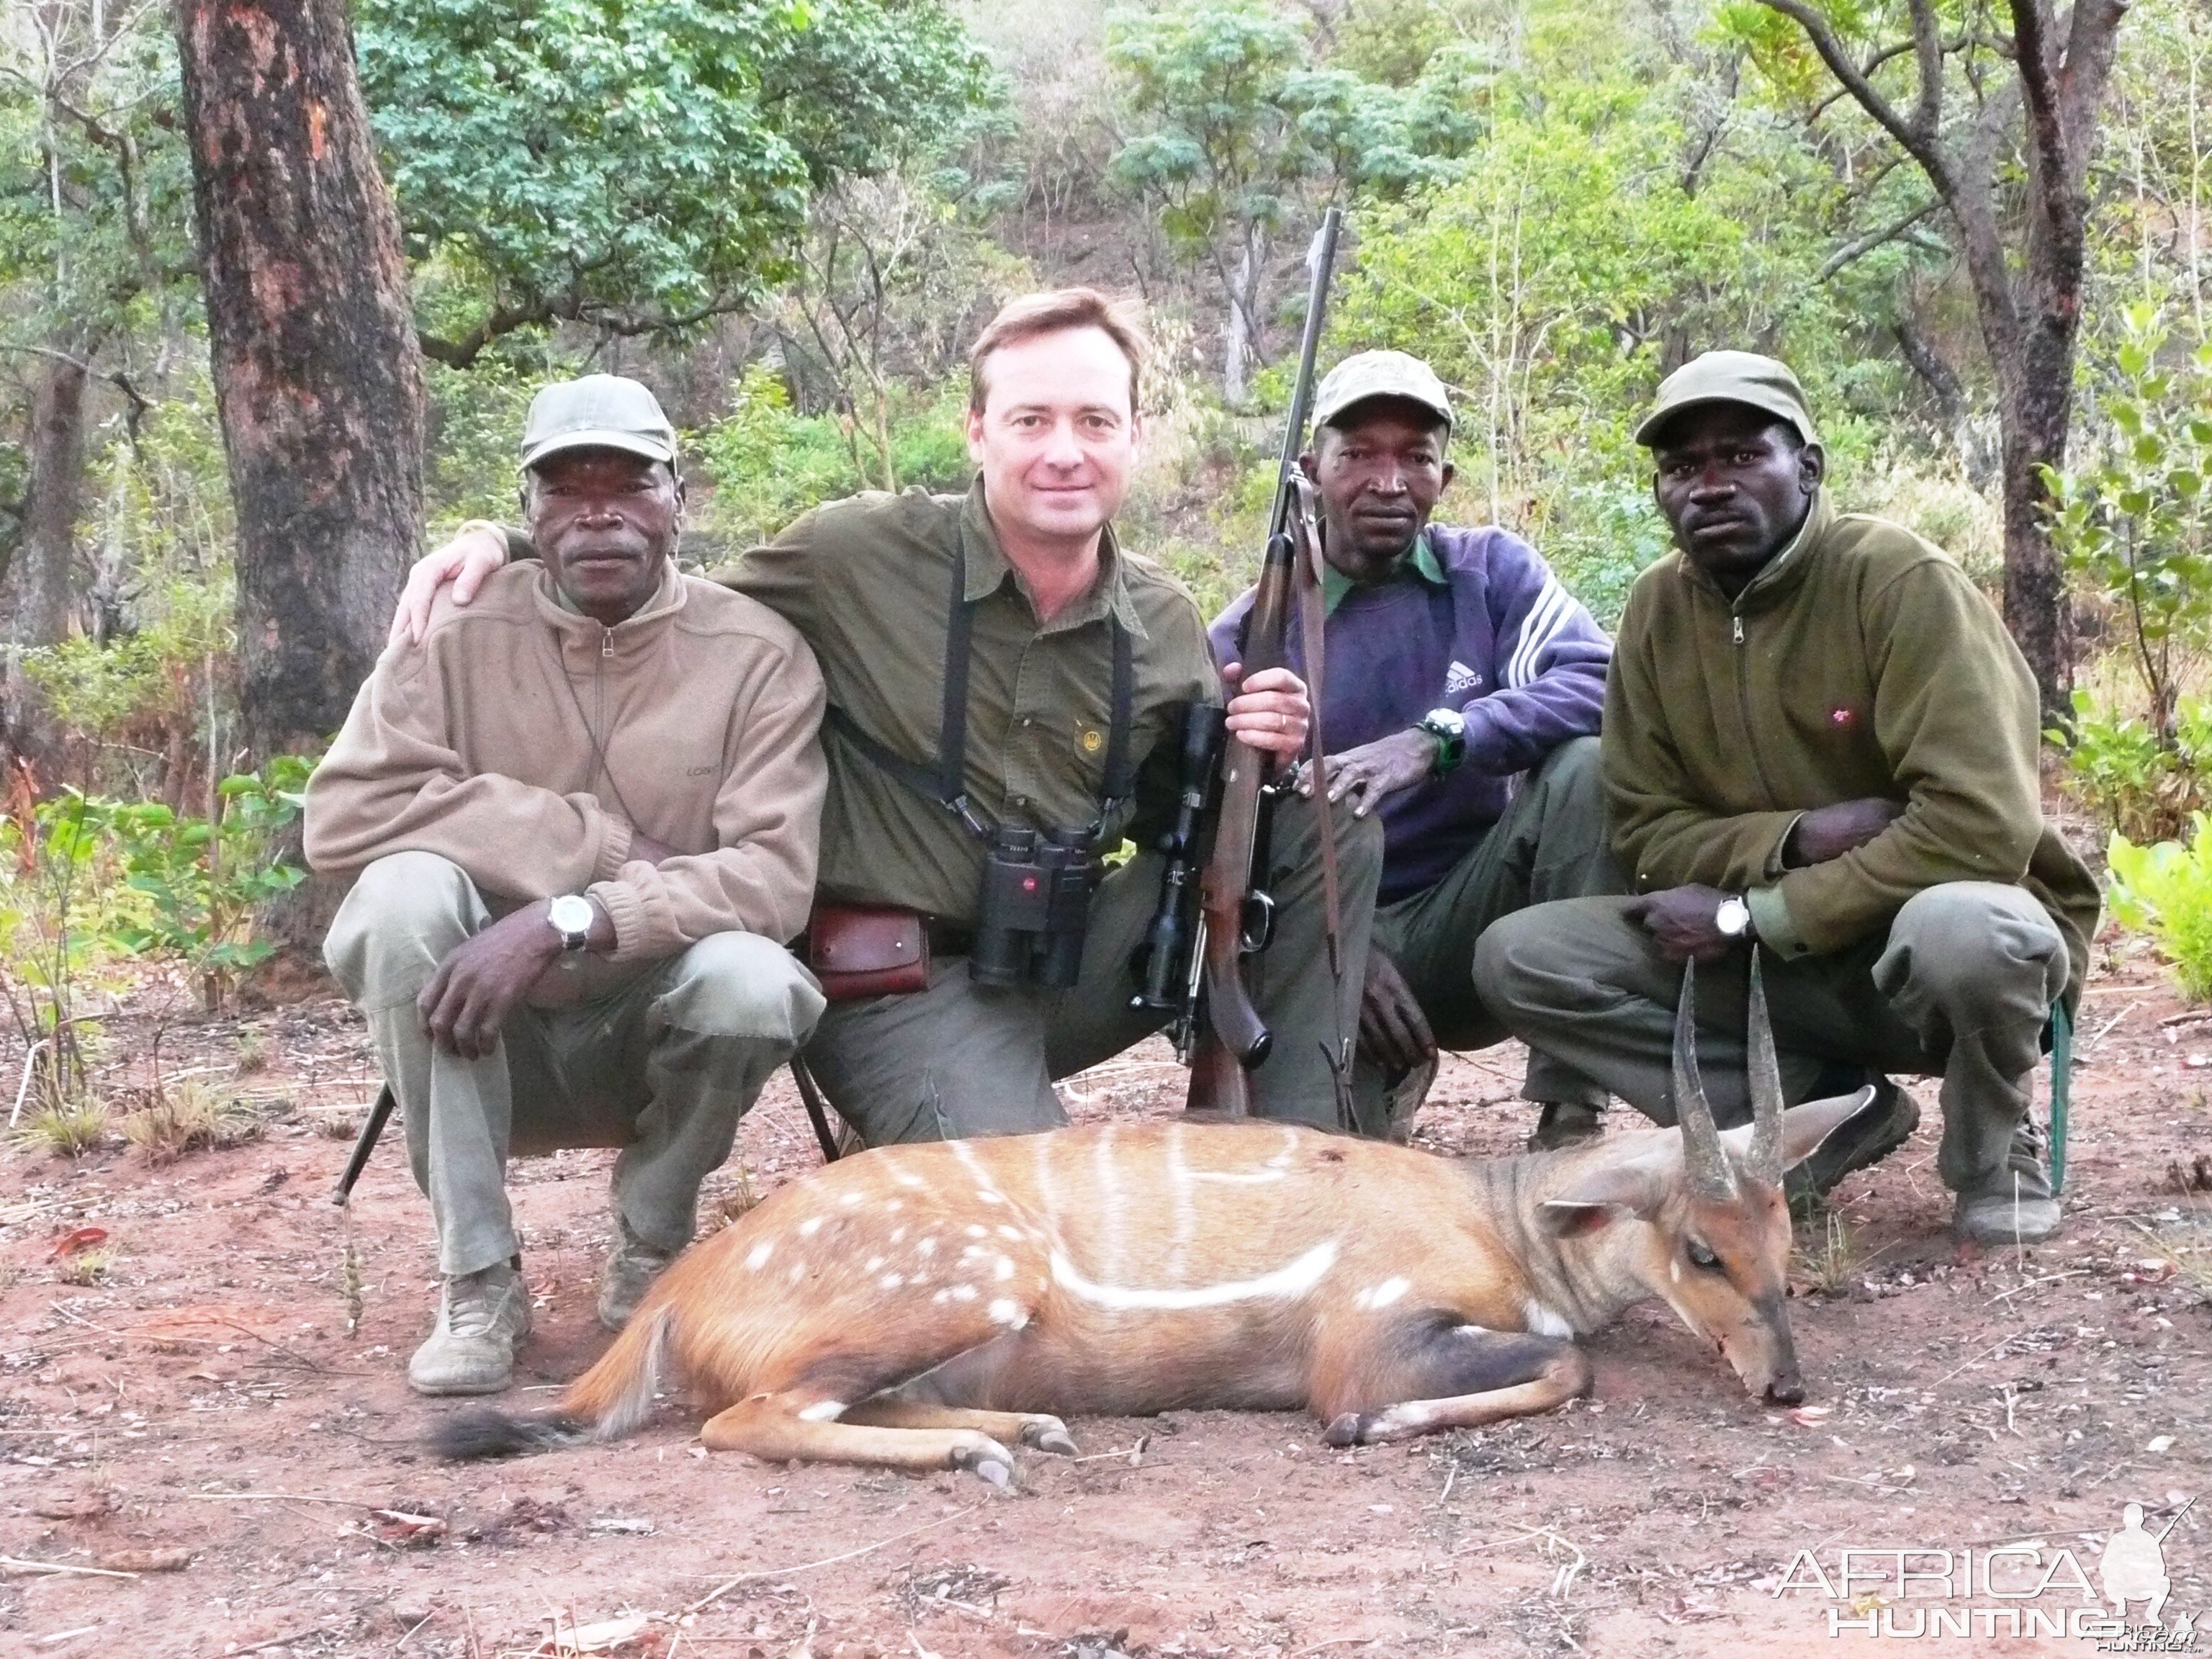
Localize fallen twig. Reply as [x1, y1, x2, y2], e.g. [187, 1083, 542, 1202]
[1987, 1270, 2088, 1305]
[2159, 1009, 2212, 1029]
[683, 1503, 984, 1616]
[228, 1623, 340, 1657]
[0, 1556, 138, 1580]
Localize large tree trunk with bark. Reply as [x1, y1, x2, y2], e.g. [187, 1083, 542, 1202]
[1, 351, 90, 781]
[173, 0, 423, 760]
[173, 0, 425, 953]
[1761, 0, 2128, 724]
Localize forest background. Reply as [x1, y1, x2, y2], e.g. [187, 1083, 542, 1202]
[0, 0, 2208, 1114]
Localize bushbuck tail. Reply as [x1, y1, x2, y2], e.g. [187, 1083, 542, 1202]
[438, 952, 1870, 1485]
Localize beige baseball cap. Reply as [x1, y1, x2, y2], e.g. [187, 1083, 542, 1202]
[1635, 351, 1818, 449]
[1310, 349, 1455, 433]
[519, 374, 678, 472]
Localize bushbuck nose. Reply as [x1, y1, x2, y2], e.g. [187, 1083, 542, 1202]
[1765, 1376, 1805, 1406]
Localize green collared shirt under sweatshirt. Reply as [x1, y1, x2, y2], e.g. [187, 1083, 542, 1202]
[1604, 490, 2100, 1002]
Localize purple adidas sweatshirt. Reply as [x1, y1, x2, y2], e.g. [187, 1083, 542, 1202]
[1210, 524, 1611, 904]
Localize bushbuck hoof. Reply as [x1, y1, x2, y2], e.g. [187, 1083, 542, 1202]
[950, 1432, 1017, 1491]
[1020, 1416, 1077, 1456]
[1323, 1411, 1365, 1448]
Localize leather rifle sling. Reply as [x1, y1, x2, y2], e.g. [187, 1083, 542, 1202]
[1291, 490, 1353, 1120]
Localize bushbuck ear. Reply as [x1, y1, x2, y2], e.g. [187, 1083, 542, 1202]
[1776, 1087, 1877, 1169]
[1539, 1160, 1670, 1237]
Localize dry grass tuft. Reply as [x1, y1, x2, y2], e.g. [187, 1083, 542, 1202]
[1793, 1208, 1859, 1298]
[120, 1080, 263, 1164]
[58, 1246, 112, 1286]
[14, 1097, 112, 1159]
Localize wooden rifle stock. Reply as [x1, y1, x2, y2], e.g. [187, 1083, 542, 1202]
[1185, 207, 1342, 1118]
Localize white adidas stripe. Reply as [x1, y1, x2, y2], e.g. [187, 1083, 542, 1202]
[1504, 577, 1570, 688]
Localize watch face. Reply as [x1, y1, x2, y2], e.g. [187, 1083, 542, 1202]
[1425, 708, 1465, 739]
[1716, 897, 1750, 936]
[549, 895, 594, 938]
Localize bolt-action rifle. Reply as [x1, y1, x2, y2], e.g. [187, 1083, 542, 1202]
[1133, 207, 1345, 1118]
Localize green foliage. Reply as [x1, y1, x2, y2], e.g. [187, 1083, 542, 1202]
[689, 366, 972, 549]
[2045, 307, 2212, 741]
[103, 758, 311, 1011]
[358, 0, 998, 360]
[2108, 815, 2212, 1002]
[2054, 693, 2212, 844]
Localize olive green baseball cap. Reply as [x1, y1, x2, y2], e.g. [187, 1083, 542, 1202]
[519, 374, 678, 472]
[1635, 350, 1818, 449]
[1310, 349, 1455, 433]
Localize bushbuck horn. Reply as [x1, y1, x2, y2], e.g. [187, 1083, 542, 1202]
[1671, 958, 1736, 1198]
[1745, 947, 1785, 1184]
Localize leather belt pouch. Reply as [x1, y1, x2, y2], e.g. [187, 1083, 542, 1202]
[806, 903, 930, 1001]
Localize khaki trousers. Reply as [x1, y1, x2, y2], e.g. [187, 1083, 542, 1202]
[324, 851, 825, 1276]
[804, 791, 1383, 1145]
[1473, 883, 2068, 1192]
[1355, 737, 1623, 1132]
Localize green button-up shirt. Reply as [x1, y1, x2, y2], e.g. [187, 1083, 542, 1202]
[713, 481, 1220, 924]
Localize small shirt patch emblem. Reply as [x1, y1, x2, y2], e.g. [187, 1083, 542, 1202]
[1830, 708, 1856, 728]
[1079, 727, 1105, 755]
[1444, 660, 1483, 698]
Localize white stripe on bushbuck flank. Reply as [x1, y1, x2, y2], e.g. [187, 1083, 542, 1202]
[1050, 1239, 1340, 1312]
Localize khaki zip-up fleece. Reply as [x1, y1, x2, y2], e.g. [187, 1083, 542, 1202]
[1604, 490, 2100, 1001]
[305, 562, 826, 961]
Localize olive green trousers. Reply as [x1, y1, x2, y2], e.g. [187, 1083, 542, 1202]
[324, 851, 824, 1277]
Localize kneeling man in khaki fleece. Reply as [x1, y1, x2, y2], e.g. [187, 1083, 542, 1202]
[1477, 352, 2100, 1248]
[305, 375, 827, 1394]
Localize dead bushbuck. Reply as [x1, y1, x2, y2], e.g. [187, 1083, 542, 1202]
[439, 953, 1869, 1485]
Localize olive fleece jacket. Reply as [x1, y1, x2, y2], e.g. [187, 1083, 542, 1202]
[1605, 490, 2100, 1001]
[304, 562, 827, 961]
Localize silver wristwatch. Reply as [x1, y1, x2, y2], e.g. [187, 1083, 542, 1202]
[1714, 894, 1753, 940]
[547, 893, 596, 952]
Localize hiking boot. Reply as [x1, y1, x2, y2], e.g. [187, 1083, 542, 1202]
[1380, 1053, 1440, 1144]
[1528, 1100, 1605, 1151]
[409, 1259, 531, 1396]
[1785, 1078, 1920, 1213]
[597, 1215, 678, 1331]
[1954, 1126, 2062, 1246]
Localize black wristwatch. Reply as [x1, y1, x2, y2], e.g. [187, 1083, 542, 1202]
[1416, 707, 1467, 776]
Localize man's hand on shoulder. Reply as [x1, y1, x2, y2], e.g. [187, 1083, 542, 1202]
[1784, 797, 1904, 867]
[390, 521, 508, 649]
[418, 902, 577, 1058]
[1304, 729, 1434, 818]
[1626, 884, 1739, 963]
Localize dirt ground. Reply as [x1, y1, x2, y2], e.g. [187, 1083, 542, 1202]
[4, 932, 2211, 1658]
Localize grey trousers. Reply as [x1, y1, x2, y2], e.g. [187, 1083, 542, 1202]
[1474, 882, 2069, 1192]
[323, 852, 825, 1277]
[804, 791, 1385, 1145]
[1354, 736, 1623, 1129]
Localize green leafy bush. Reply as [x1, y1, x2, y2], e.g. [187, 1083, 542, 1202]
[2054, 693, 2211, 843]
[2107, 814, 2212, 1002]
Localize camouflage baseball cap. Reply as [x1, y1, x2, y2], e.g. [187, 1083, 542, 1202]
[519, 374, 678, 472]
[1635, 351, 1818, 449]
[1310, 349, 1454, 433]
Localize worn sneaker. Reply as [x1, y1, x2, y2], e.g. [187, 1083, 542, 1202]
[1786, 1078, 1920, 1212]
[408, 1259, 531, 1396]
[1954, 1127, 2062, 1246]
[1528, 1100, 1605, 1151]
[596, 1217, 678, 1331]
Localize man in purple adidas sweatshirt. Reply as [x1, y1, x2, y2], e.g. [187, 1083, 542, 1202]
[1210, 351, 1622, 1143]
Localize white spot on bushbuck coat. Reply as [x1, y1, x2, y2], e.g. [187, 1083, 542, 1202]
[1050, 1239, 1341, 1313]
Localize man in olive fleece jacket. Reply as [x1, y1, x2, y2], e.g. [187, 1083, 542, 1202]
[307, 375, 827, 1395]
[1477, 352, 2100, 1246]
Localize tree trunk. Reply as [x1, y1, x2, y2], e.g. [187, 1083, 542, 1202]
[1222, 225, 1265, 407]
[1, 351, 89, 781]
[1995, 325, 2078, 721]
[173, 0, 424, 762]
[172, 0, 426, 955]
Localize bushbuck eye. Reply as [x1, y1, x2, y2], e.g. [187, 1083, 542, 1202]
[1686, 1240, 1722, 1272]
